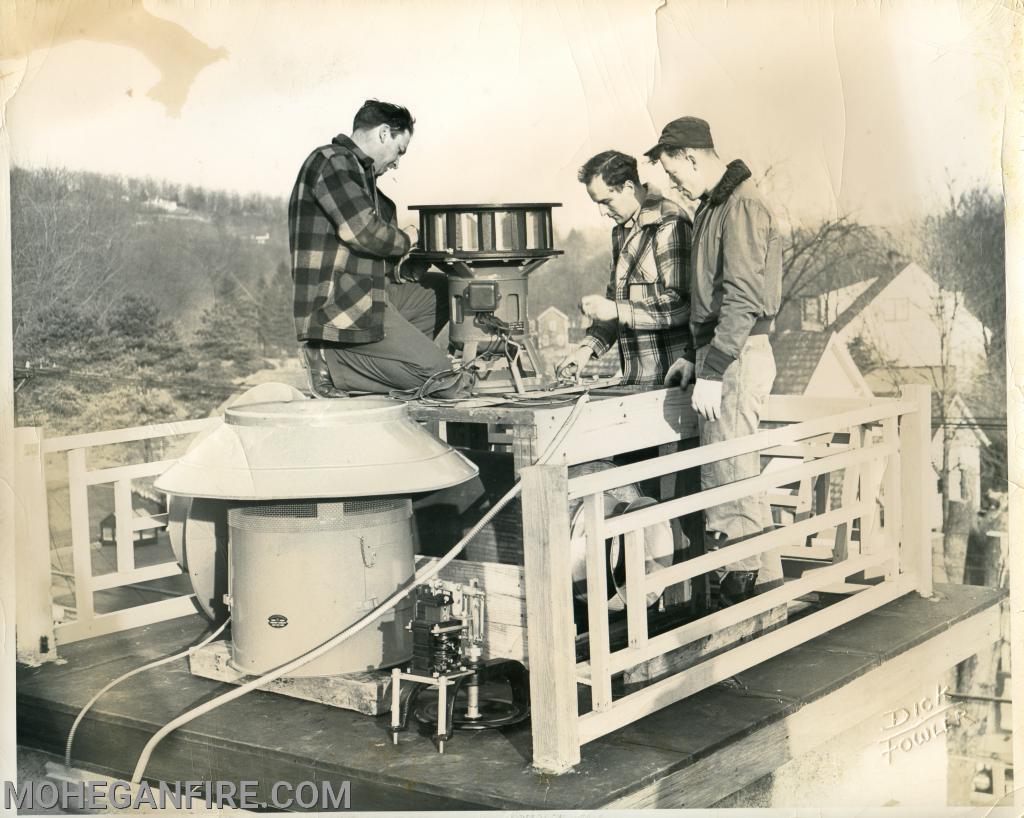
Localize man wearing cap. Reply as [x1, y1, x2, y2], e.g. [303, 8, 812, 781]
[556, 150, 694, 387]
[289, 99, 457, 398]
[647, 116, 784, 606]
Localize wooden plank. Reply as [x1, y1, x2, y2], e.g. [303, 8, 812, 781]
[833, 426, 863, 561]
[881, 417, 902, 582]
[605, 595, 1001, 808]
[113, 478, 134, 573]
[520, 464, 580, 773]
[66, 448, 95, 621]
[84, 460, 176, 486]
[553, 388, 700, 466]
[624, 530, 647, 649]
[41, 417, 216, 454]
[899, 385, 932, 597]
[583, 492, 613, 711]
[578, 577, 912, 744]
[54, 594, 198, 645]
[580, 549, 889, 677]
[131, 513, 168, 532]
[621, 604, 787, 688]
[566, 399, 912, 498]
[601, 442, 894, 539]
[13, 427, 57, 664]
[759, 394, 895, 423]
[90, 561, 183, 591]
[190, 641, 394, 715]
[642, 503, 869, 591]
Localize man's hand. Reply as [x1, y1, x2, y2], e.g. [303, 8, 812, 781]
[556, 346, 594, 382]
[692, 378, 724, 421]
[403, 224, 420, 247]
[580, 294, 617, 323]
[663, 358, 695, 389]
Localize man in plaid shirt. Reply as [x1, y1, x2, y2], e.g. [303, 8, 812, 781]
[557, 151, 694, 387]
[289, 100, 453, 397]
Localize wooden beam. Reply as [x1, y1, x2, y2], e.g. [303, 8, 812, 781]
[54, 594, 198, 645]
[899, 385, 932, 597]
[41, 417, 215, 454]
[114, 478, 135, 573]
[520, 464, 580, 773]
[579, 547, 886, 677]
[66, 448, 95, 621]
[640, 502, 869, 591]
[90, 562, 183, 592]
[583, 492, 613, 710]
[578, 578, 911, 744]
[600, 441, 894, 539]
[13, 428, 57, 664]
[604, 597, 1002, 807]
[566, 399, 911, 498]
[84, 460, 176, 486]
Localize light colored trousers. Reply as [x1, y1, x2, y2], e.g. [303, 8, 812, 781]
[697, 335, 783, 587]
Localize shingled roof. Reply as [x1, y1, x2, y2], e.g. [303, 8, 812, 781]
[770, 330, 833, 395]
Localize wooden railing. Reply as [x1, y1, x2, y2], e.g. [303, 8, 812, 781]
[14, 418, 217, 661]
[521, 384, 932, 772]
[14, 385, 933, 777]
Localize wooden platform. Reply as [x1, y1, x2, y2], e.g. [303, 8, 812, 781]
[16, 583, 1002, 810]
[189, 641, 395, 716]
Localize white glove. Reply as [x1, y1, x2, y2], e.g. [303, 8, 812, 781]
[692, 377, 724, 421]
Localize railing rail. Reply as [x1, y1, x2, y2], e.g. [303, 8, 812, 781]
[14, 419, 217, 659]
[522, 384, 932, 773]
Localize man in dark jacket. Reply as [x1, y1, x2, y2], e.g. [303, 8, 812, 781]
[288, 100, 453, 397]
[647, 117, 783, 605]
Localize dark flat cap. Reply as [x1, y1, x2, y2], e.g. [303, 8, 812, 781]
[644, 116, 714, 160]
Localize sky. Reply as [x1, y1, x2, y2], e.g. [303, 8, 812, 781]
[0, 0, 1016, 231]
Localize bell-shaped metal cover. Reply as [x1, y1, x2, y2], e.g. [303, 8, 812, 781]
[155, 397, 478, 500]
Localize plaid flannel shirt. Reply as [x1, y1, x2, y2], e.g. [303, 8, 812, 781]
[580, 189, 694, 386]
[288, 134, 411, 344]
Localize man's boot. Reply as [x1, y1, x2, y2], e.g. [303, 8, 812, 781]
[718, 570, 758, 608]
[300, 342, 348, 399]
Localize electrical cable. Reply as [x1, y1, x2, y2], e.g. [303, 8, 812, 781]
[65, 617, 230, 771]
[127, 391, 592, 784]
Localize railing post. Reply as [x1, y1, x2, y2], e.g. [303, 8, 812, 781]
[521, 463, 580, 773]
[14, 427, 57, 664]
[899, 385, 932, 597]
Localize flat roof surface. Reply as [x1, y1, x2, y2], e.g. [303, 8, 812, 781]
[16, 582, 1002, 810]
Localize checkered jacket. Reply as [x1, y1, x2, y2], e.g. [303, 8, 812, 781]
[288, 134, 411, 344]
[580, 189, 694, 386]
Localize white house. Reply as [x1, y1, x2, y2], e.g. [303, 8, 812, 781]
[866, 367, 990, 528]
[536, 306, 570, 351]
[799, 263, 989, 382]
[771, 330, 874, 399]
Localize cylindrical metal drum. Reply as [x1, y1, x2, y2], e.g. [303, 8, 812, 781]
[412, 203, 559, 256]
[227, 497, 415, 677]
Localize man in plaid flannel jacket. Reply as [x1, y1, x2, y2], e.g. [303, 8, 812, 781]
[557, 150, 694, 387]
[288, 100, 453, 397]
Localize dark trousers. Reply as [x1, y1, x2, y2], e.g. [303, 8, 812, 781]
[323, 274, 450, 393]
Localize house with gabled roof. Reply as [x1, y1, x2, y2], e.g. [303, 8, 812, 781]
[795, 262, 989, 381]
[770, 330, 873, 398]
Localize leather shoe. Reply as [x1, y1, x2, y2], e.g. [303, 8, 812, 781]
[718, 570, 758, 608]
[300, 343, 348, 399]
